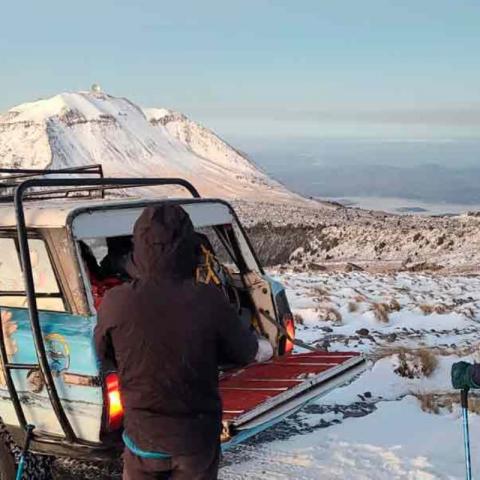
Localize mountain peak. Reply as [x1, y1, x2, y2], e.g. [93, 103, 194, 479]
[4, 91, 110, 123]
[0, 91, 298, 202]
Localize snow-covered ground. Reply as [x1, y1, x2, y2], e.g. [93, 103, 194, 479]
[220, 271, 480, 479]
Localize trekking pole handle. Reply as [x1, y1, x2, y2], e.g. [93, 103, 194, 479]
[461, 388, 469, 409]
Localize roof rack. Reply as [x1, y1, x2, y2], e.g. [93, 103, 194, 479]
[0, 164, 105, 202]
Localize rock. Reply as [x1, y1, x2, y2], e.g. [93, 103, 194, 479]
[309, 262, 326, 271]
[316, 340, 330, 350]
[321, 326, 333, 333]
[403, 261, 444, 272]
[345, 262, 364, 272]
[356, 328, 370, 337]
[385, 333, 397, 343]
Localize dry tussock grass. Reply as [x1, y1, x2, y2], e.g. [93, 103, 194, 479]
[416, 393, 480, 415]
[420, 303, 453, 316]
[433, 303, 450, 314]
[348, 302, 359, 313]
[377, 343, 479, 361]
[293, 313, 304, 325]
[389, 298, 401, 312]
[372, 302, 390, 323]
[417, 349, 439, 377]
[314, 287, 330, 297]
[394, 348, 438, 379]
[420, 304, 434, 315]
[319, 307, 343, 324]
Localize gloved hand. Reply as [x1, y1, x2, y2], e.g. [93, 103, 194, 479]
[255, 336, 274, 363]
[451, 361, 480, 390]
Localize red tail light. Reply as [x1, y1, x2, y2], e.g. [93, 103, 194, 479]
[284, 314, 295, 354]
[105, 373, 124, 430]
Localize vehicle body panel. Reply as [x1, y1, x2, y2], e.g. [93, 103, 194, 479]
[0, 308, 102, 442]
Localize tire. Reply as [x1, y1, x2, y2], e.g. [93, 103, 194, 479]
[0, 438, 15, 480]
[0, 420, 52, 480]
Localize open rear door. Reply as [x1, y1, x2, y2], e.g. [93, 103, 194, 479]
[220, 351, 366, 444]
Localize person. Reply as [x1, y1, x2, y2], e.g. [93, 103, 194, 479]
[79, 241, 125, 309]
[100, 235, 133, 281]
[451, 361, 480, 389]
[94, 204, 261, 480]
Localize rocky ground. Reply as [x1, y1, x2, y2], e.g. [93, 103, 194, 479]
[238, 200, 480, 273]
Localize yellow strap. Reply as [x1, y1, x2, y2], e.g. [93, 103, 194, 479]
[196, 245, 221, 286]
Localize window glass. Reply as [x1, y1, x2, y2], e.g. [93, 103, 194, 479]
[79, 238, 108, 266]
[232, 222, 260, 272]
[30, 239, 61, 294]
[0, 237, 64, 311]
[0, 238, 24, 292]
[195, 226, 240, 273]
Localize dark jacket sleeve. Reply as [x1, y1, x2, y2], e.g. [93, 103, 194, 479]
[213, 290, 258, 366]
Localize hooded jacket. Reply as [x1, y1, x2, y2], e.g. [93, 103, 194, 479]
[94, 204, 258, 455]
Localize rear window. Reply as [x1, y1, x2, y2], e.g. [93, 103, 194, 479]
[0, 237, 64, 312]
[195, 226, 240, 273]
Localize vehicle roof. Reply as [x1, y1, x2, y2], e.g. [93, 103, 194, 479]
[0, 197, 206, 228]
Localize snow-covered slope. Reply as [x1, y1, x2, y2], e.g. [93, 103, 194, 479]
[144, 107, 258, 175]
[0, 91, 296, 201]
[220, 269, 480, 479]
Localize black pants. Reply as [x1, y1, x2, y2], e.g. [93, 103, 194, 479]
[122, 443, 220, 480]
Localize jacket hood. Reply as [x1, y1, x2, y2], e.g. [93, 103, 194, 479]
[131, 205, 197, 280]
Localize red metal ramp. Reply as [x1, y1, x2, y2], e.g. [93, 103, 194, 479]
[220, 351, 365, 431]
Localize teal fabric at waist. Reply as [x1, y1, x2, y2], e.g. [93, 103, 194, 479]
[122, 431, 172, 460]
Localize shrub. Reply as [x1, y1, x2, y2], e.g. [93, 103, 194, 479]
[293, 313, 304, 325]
[420, 304, 434, 315]
[433, 304, 449, 315]
[394, 348, 438, 379]
[389, 298, 401, 312]
[319, 307, 342, 324]
[418, 349, 438, 377]
[348, 302, 359, 313]
[372, 303, 390, 323]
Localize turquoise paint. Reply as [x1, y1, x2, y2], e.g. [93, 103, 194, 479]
[263, 275, 285, 298]
[1, 307, 101, 405]
[7, 308, 98, 375]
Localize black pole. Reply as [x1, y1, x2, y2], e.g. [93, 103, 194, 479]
[14, 186, 76, 442]
[0, 308, 27, 429]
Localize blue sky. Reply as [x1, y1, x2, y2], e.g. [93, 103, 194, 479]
[1, 0, 480, 139]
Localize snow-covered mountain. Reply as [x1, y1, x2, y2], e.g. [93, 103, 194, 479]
[0, 91, 297, 201]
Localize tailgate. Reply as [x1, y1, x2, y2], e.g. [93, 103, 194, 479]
[220, 351, 366, 437]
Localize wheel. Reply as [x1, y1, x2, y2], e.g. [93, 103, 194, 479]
[0, 438, 15, 480]
[0, 420, 52, 480]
